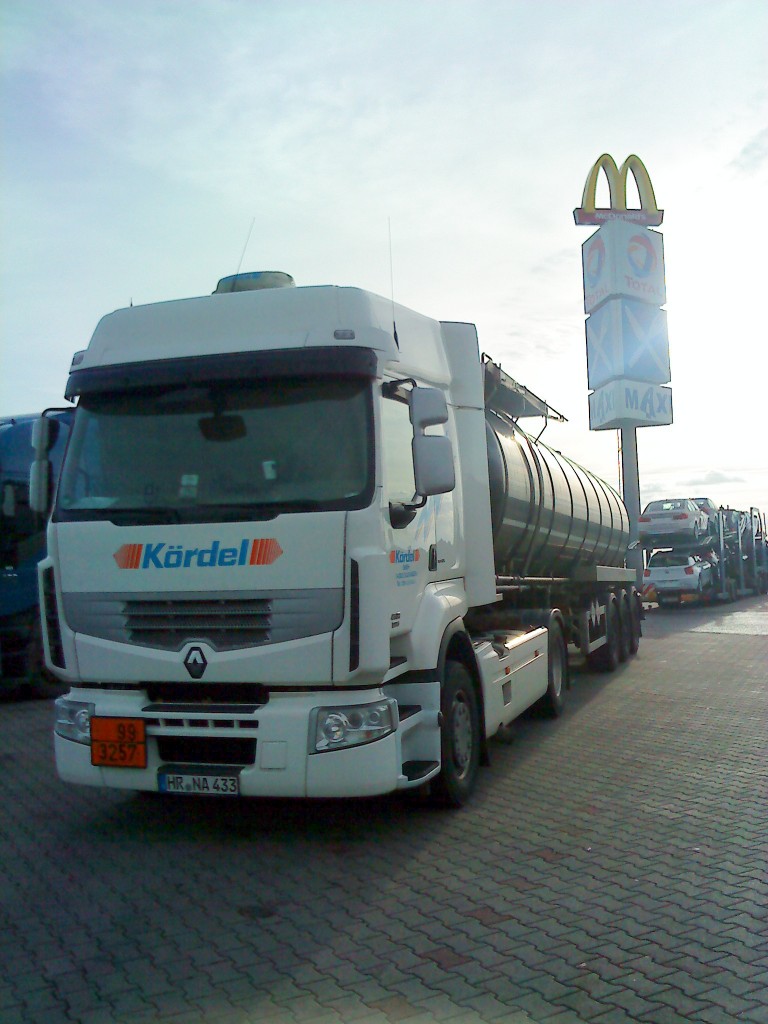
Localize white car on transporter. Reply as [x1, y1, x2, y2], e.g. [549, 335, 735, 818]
[638, 498, 710, 544]
[644, 551, 715, 604]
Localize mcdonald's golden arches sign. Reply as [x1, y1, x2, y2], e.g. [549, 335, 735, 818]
[574, 154, 663, 226]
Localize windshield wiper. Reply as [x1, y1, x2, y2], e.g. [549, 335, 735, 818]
[58, 506, 182, 524]
[59, 500, 337, 525]
[191, 501, 328, 522]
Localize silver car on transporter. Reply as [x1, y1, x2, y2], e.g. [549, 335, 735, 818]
[644, 550, 715, 604]
[638, 498, 710, 543]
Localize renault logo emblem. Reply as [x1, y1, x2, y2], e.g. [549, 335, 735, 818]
[574, 153, 663, 226]
[184, 646, 207, 679]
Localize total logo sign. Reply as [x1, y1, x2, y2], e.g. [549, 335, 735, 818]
[626, 233, 656, 277]
[582, 235, 609, 311]
[583, 236, 605, 289]
[621, 229, 664, 303]
[582, 220, 665, 313]
[114, 538, 283, 570]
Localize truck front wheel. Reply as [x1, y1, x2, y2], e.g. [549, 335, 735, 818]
[430, 661, 480, 808]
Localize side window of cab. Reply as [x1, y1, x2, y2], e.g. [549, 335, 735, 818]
[380, 393, 416, 504]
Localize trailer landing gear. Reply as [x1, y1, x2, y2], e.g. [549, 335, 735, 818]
[587, 598, 621, 672]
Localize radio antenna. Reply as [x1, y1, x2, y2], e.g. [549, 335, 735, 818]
[233, 216, 256, 281]
[388, 218, 399, 348]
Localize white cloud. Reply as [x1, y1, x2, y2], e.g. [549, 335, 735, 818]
[2, 0, 767, 510]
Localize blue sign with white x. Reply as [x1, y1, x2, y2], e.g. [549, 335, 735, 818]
[586, 297, 670, 389]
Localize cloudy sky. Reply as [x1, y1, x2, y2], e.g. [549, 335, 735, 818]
[3, 0, 767, 515]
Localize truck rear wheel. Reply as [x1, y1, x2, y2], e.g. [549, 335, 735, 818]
[628, 591, 642, 655]
[430, 661, 480, 808]
[617, 592, 631, 662]
[538, 618, 567, 718]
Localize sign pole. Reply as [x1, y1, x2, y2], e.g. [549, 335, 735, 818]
[620, 426, 644, 587]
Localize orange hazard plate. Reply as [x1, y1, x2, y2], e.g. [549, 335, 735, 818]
[90, 717, 147, 768]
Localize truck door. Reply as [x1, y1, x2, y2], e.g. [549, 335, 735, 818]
[380, 388, 432, 638]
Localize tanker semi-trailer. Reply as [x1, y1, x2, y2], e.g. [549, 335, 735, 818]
[31, 274, 640, 806]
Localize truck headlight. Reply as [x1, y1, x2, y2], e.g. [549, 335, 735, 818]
[310, 700, 397, 753]
[54, 698, 95, 744]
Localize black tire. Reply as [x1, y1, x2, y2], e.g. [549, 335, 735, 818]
[538, 619, 567, 718]
[617, 593, 631, 663]
[628, 591, 642, 655]
[587, 599, 620, 672]
[430, 661, 481, 808]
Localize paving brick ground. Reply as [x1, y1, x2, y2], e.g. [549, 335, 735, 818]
[1, 595, 766, 1024]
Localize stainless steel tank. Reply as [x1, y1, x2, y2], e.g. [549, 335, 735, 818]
[486, 413, 630, 577]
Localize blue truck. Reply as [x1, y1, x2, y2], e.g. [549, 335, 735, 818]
[1, 410, 72, 694]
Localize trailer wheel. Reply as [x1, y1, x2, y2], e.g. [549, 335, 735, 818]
[628, 591, 642, 655]
[587, 598, 620, 673]
[617, 593, 631, 663]
[430, 661, 480, 808]
[538, 618, 567, 718]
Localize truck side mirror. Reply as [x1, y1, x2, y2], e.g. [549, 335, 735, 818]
[29, 459, 51, 515]
[413, 435, 455, 497]
[390, 386, 456, 529]
[2, 483, 16, 518]
[409, 388, 455, 498]
[409, 387, 449, 430]
[32, 415, 52, 456]
[29, 415, 53, 515]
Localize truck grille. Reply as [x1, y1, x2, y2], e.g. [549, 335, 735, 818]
[42, 567, 66, 669]
[63, 589, 343, 652]
[143, 700, 260, 765]
[126, 597, 270, 649]
[156, 736, 256, 765]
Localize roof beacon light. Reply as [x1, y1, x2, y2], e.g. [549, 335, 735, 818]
[214, 271, 295, 294]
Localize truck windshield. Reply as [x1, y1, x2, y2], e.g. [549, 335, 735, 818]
[56, 379, 372, 523]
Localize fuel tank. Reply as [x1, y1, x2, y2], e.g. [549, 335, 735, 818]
[486, 413, 630, 577]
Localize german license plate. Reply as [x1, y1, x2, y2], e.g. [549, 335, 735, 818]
[90, 717, 147, 768]
[158, 770, 240, 796]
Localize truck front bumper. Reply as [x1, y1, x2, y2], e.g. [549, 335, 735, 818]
[54, 686, 438, 799]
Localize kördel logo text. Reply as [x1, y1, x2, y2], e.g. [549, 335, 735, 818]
[113, 538, 283, 569]
[142, 541, 245, 569]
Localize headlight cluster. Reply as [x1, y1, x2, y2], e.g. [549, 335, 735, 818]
[54, 698, 94, 744]
[311, 700, 397, 753]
